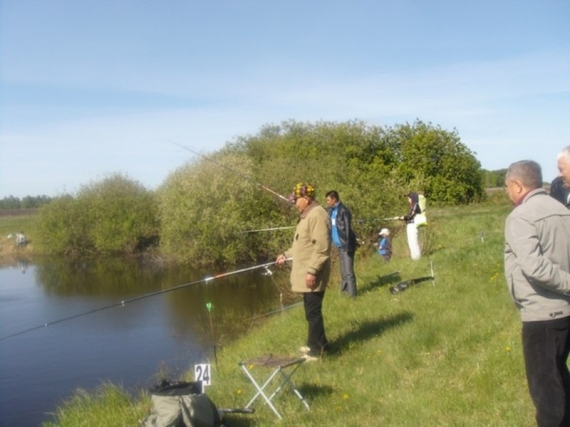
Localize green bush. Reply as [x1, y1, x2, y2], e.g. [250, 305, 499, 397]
[35, 175, 158, 257]
[77, 174, 158, 254]
[158, 153, 295, 266]
[35, 195, 92, 257]
[35, 120, 485, 265]
[159, 120, 485, 266]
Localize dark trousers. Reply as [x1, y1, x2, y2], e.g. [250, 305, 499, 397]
[339, 249, 357, 296]
[303, 291, 328, 355]
[522, 317, 570, 427]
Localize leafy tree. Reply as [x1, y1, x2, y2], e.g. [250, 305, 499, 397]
[222, 120, 483, 246]
[389, 120, 484, 203]
[482, 169, 507, 188]
[0, 195, 52, 209]
[35, 195, 91, 257]
[77, 174, 159, 254]
[158, 153, 296, 266]
[36, 174, 158, 256]
[0, 195, 21, 209]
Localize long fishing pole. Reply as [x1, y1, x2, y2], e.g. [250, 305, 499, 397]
[1, 259, 289, 342]
[240, 226, 295, 233]
[170, 140, 291, 204]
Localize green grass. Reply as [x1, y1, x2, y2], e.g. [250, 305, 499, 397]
[0, 214, 37, 237]
[44, 200, 537, 426]
[43, 383, 148, 427]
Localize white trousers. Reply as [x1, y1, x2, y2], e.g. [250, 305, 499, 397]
[406, 223, 421, 260]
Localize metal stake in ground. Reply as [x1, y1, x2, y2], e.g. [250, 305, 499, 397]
[206, 302, 218, 367]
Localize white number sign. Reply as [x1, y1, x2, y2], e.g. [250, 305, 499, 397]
[194, 364, 211, 386]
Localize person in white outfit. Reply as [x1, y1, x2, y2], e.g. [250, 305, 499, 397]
[398, 192, 422, 260]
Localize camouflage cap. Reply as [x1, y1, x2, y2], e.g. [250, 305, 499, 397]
[288, 183, 315, 203]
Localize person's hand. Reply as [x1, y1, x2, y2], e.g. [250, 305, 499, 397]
[305, 273, 317, 289]
[276, 253, 287, 267]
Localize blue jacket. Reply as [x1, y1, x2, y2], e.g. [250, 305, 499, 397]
[378, 236, 391, 256]
[328, 202, 357, 253]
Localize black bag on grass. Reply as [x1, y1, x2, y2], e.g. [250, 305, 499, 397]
[141, 380, 222, 427]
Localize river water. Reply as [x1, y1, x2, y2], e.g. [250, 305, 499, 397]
[0, 258, 290, 426]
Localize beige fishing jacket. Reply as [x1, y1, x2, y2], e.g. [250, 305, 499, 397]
[284, 202, 331, 293]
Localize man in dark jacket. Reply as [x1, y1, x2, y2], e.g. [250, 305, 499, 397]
[551, 146, 570, 208]
[550, 176, 570, 208]
[325, 190, 357, 297]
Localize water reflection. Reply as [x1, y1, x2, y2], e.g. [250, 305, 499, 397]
[35, 257, 162, 297]
[15, 257, 28, 274]
[32, 258, 293, 343]
[0, 258, 294, 426]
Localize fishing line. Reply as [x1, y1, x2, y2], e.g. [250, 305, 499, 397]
[170, 140, 291, 204]
[246, 302, 303, 334]
[1, 260, 288, 341]
[251, 302, 303, 320]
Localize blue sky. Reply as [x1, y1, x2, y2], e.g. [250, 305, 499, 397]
[1, 0, 569, 199]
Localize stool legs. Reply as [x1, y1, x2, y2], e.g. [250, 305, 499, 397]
[239, 360, 310, 419]
[241, 364, 284, 419]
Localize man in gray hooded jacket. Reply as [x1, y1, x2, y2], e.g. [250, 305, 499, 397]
[504, 160, 570, 427]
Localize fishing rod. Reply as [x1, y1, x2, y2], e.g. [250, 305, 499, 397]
[240, 226, 295, 233]
[389, 276, 434, 294]
[354, 217, 401, 225]
[170, 140, 291, 204]
[390, 262, 436, 294]
[1, 259, 290, 342]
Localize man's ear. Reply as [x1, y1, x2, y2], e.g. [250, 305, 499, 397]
[513, 179, 525, 193]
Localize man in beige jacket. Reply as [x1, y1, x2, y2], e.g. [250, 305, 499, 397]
[276, 183, 331, 361]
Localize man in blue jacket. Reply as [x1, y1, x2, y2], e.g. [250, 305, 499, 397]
[504, 160, 570, 426]
[326, 190, 357, 297]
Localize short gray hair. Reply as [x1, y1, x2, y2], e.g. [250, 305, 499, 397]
[557, 146, 570, 162]
[506, 160, 543, 190]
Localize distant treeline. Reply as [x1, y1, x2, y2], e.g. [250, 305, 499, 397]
[482, 169, 507, 188]
[0, 195, 52, 209]
[30, 119, 507, 266]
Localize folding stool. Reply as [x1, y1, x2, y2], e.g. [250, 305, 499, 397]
[239, 354, 310, 419]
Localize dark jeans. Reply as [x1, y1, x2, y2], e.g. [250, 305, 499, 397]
[304, 291, 328, 355]
[339, 248, 357, 296]
[522, 317, 570, 427]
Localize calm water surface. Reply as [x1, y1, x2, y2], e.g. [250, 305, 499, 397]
[0, 258, 289, 426]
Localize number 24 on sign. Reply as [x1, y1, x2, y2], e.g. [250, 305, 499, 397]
[195, 364, 211, 386]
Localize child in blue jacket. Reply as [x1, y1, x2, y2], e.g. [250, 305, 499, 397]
[376, 228, 392, 262]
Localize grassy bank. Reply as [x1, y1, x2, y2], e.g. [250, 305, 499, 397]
[44, 199, 536, 425]
[0, 213, 37, 261]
